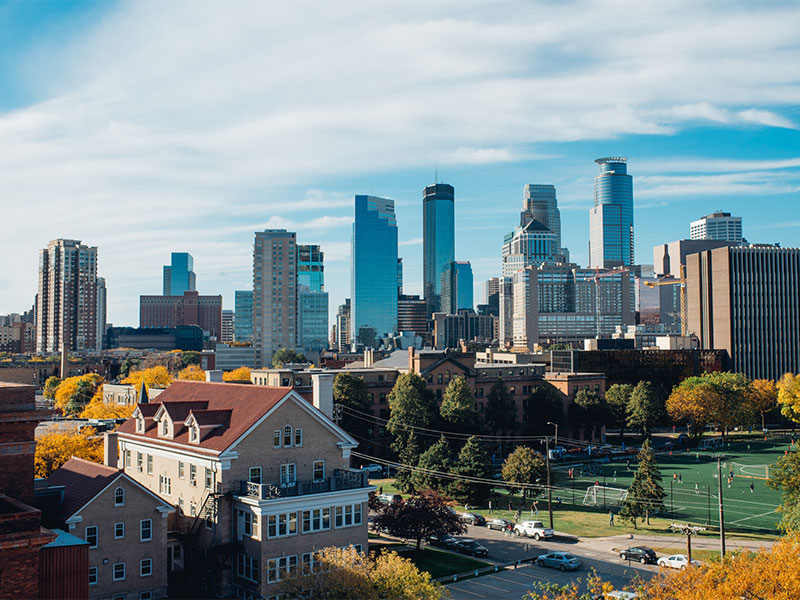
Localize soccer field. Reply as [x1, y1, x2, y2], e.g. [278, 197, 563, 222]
[553, 435, 792, 533]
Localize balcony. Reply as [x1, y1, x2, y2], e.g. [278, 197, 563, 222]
[236, 469, 369, 500]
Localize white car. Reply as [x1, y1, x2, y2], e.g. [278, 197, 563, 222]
[362, 464, 384, 476]
[513, 520, 554, 540]
[657, 554, 701, 570]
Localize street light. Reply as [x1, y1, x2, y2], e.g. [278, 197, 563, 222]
[545, 423, 557, 531]
[547, 421, 558, 449]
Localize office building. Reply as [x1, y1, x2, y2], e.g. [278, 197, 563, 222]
[686, 245, 800, 380]
[106, 326, 205, 352]
[423, 183, 455, 315]
[335, 300, 351, 352]
[234, 290, 253, 342]
[163, 252, 196, 296]
[440, 261, 473, 314]
[522, 184, 569, 261]
[653, 239, 736, 278]
[431, 310, 495, 349]
[140, 291, 222, 339]
[482, 277, 501, 315]
[221, 310, 235, 343]
[502, 220, 563, 275]
[297, 287, 329, 352]
[498, 277, 514, 346]
[397, 294, 427, 337]
[297, 245, 324, 292]
[214, 343, 256, 370]
[351, 196, 398, 348]
[36, 238, 102, 353]
[690, 211, 742, 243]
[253, 230, 297, 368]
[589, 157, 634, 268]
[397, 258, 403, 296]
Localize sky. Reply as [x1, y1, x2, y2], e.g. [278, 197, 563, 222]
[1, 0, 799, 328]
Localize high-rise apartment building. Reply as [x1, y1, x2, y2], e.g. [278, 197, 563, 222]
[482, 277, 501, 316]
[351, 196, 398, 348]
[96, 277, 107, 351]
[36, 238, 102, 352]
[253, 230, 297, 368]
[423, 183, 455, 315]
[686, 245, 800, 380]
[139, 291, 222, 339]
[397, 294, 428, 336]
[690, 211, 743, 243]
[589, 157, 634, 268]
[162, 252, 196, 296]
[234, 290, 253, 342]
[335, 299, 351, 351]
[440, 261, 473, 314]
[221, 309, 235, 343]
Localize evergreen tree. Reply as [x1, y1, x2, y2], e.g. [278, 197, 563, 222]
[620, 439, 665, 528]
[395, 431, 421, 494]
[485, 379, 517, 436]
[605, 383, 634, 439]
[501, 446, 548, 504]
[626, 381, 663, 438]
[523, 384, 564, 435]
[387, 373, 437, 456]
[333, 372, 372, 437]
[440, 376, 479, 434]
[413, 435, 453, 493]
[450, 436, 492, 506]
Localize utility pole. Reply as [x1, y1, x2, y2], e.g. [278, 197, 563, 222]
[670, 523, 705, 562]
[545, 435, 553, 530]
[547, 421, 558, 449]
[717, 458, 726, 557]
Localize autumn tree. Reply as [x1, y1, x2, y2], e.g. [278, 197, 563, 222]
[767, 447, 800, 532]
[777, 373, 800, 424]
[43, 376, 61, 400]
[606, 383, 634, 438]
[123, 365, 173, 390]
[54, 374, 104, 416]
[748, 378, 778, 430]
[374, 489, 466, 550]
[177, 364, 206, 381]
[667, 372, 753, 439]
[272, 347, 306, 367]
[439, 375, 478, 434]
[412, 435, 453, 493]
[620, 439, 665, 528]
[35, 428, 104, 478]
[501, 446, 548, 504]
[485, 378, 517, 436]
[333, 372, 372, 437]
[222, 366, 251, 381]
[450, 436, 492, 506]
[626, 381, 662, 438]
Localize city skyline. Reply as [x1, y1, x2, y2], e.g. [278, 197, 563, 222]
[1, 2, 800, 326]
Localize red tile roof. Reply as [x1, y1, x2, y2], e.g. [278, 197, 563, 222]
[117, 381, 292, 452]
[46, 458, 121, 521]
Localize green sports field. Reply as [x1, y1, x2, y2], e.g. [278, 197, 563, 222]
[554, 434, 792, 533]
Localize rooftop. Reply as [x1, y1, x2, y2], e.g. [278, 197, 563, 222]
[46, 457, 121, 521]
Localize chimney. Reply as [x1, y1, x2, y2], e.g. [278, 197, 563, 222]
[60, 343, 68, 378]
[311, 373, 334, 419]
[205, 370, 223, 383]
[363, 349, 373, 368]
[408, 346, 415, 372]
[104, 431, 119, 467]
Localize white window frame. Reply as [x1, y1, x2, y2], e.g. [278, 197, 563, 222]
[294, 428, 303, 447]
[312, 460, 324, 482]
[301, 508, 330, 533]
[283, 425, 292, 447]
[279, 463, 296, 487]
[88, 566, 98, 586]
[159, 474, 172, 495]
[137, 452, 143, 472]
[249, 466, 262, 484]
[178, 461, 185, 479]
[114, 522, 125, 539]
[266, 555, 297, 583]
[205, 467, 213, 490]
[146, 454, 153, 475]
[273, 430, 281, 448]
[267, 511, 297, 539]
[85, 526, 98, 548]
[140, 519, 152, 542]
[125, 450, 131, 468]
[140, 558, 152, 577]
[236, 553, 259, 583]
[114, 487, 125, 506]
[189, 464, 197, 486]
[112, 562, 126, 581]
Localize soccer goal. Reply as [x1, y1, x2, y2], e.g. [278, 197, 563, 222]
[583, 485, 629, 507]
[731, 462, 770, 480]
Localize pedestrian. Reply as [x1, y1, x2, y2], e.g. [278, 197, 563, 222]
[750, 482, 755, 494]
[488, 500, 493, 514]
[595, 479, 600, 487]
[533, 501, 539, 517]
[728, 476, 732, 488]
[695, 483, 699, 495]
[609, 511, 614, 527]
[678, 473, 682, 484]
[379, 486, 383, 495]
[514, 509, 521, 523]
[673, 473, 677, 483]
[508, 501, 512, 512]
[613, 471, 617, 482]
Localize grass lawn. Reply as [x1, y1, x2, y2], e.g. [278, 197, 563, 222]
[397, 547, 491, 579]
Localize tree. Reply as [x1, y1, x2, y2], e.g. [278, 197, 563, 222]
[571, 388, 607, 441]
[119, 357, 140, 378]
[749, 378, 778, 430]
[80, 400, 135, 420]
[276, 546, 447, 600]
[387, 373, 437, 453]
[395, 430, 422, 494]
[667, 372, 753, 439]
[523, 384, 564, 436]
[626, 381, 662, 438]
[222, 366, 251, 381]
[605, 383, 634, 438]
[778, 373, 800, 424]
[767, 447, 800, 532]
[34, 428, 103, 478]
[123, 366, 173, 390]
[619, 439, 665, 528]
[54, 374, 103, 416]
[43, 376, 61, 400]
[333, 372, 372, 436]
[450, 436, 492, 506]
[272, 348, 307, 367]
[440, 376, 478, 433]
[501, 446, 548, 504]
[177, 364, 206, 381]
[413, 435, 452, 493]
[485, 378, 517, 436]
[374, 489, 466, 550]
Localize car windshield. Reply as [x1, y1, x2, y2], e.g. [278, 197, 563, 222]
[562, 554, 577, 560]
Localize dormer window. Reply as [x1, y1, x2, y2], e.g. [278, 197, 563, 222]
[162, 420, 168, 436]
[190, 426, 198, 442]
[136, 417, 144, 433]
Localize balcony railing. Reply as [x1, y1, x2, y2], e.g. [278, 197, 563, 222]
[237, 469, 369, 500]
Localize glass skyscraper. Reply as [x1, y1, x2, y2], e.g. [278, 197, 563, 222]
[423, 183, 455, 315]
[351, 195, 398, 348]
[163, 252, 196, 295]
[297, 244, 324, 292]
[234, 290, 253, 342]
[440, 261, 473, 313]
[589, 157, 634, 268]
[297, 244, 328, 352]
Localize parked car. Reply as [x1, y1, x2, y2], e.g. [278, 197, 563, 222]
[657, 554, 701, 570]
[513, 520, 554, 540]
[452, 538, 489, 557]
[486, 518, 515, 531]
[377, 493, 402, 505]
[619, 546, 657, 564]
[459, 512, 486, 526]
[362, 464, 384, 476]
[536, 552, 581, 571]
[427, 534, 457, 549]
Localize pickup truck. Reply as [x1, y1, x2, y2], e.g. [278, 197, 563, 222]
[513, 520, 554, 540]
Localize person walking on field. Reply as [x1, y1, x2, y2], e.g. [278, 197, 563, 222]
[609, 511, 614, 527]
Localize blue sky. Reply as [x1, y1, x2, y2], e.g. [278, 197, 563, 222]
[1, 0, 799, 326]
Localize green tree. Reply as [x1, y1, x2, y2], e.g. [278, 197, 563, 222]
[440, 376, 478, 433]
[571, 388, 607, 441]
[626, 381, 662, 438]
[413, 435, 452, 493]
[501, 446, 548, 504]
[450, 436, 492, 506]
[395, 430, 422, 494]
[667, 372, 753, 439]
[486, 378, 517, 436]
[620, 439, 665, 528]
[374, 489, 466, 550]
[272, 348, 307, 367]
[523, 384, 564, 436]
[43, 376, 61, 400]
[767, 447, 800, 532]
[605, 383, 634, 438]
[333, 372, 372, 437]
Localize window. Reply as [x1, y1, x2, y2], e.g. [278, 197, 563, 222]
[266, 556, 297, 583]
[88, 567, 98, 585]
[334, 503, 362, 528]
[114, 487, 125, 506]
[85, 526, 98, 548]
[125, 450, 131, 468]
[162, 420, 168, 436]
[302, 552, 319, 574]
[140, 558, 152, 577]
[178, 461, 185, 479]
[136, 418, 144, 433]
[137, 452, 143, 472]
[280, 463, 296, 486]
[114, 522, 125, 539]
[238, 510, 259, 539]
[159, 475, 172, 495]
[267, 512, 297, 538]
[301, 508, 330, 532]
[313, 460, 324, 481]
[283, 425, 292, 447]
[146, 454, 153, 474]
[205, 467, 213, 490]
[294, 428, 303, 447]
[190, 503, 196, 517]
[273, 430, 281, 448]
[190, 426, 198, 442]
[140, 592, 153, 600]
[236, 553, 259, 583]
[248, 467, 262, 484]
[189, 464, 197, 486]
[113, 563, 126, 581]
[140, 519, 152, 542]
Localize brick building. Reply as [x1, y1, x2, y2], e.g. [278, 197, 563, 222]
[139, 292, 222, 340]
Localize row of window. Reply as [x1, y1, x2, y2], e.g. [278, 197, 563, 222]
[237, 545, 366, 587]
[236, 502, 362, 542]
[85, 520, 151, 547]
[124, 451, 215, 490]
[89, 558, 152, 585]
[248, 459, 325, 486]
[273, 425, 303, 448]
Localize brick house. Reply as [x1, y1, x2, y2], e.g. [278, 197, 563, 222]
[112, 379, 371, 599]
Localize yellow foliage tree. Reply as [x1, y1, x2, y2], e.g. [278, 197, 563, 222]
[123, 365, 173, 390]
[34, 428, 104, 478]
[177, 364, 206, 381]
[53, 373, 104, 415]
[79, 387, 135, 420]
[749, 378, 778, 430]
[778, 373, 800, 423]
[222, 367, 251, 381]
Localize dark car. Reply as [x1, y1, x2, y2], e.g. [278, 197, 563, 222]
[459, 512, 486, 526]
[486, 518, 515, 531]
[453, 538, 489, 557]
[619, 546, 657, 564]
[427, 534, 457, 549]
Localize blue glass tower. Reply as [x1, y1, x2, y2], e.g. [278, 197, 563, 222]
[163, 252, 196, 295]
[297, 245, 324, 292]
[234, 290, 253, 342]
[351, 195, 398, 348]
[589, 157, 634, 268]
[423, 183, 455, 316]
[441, 261, 473, 313]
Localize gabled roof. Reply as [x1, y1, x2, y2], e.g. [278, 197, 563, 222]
[188, 409, 231, 427]
[134, 404, 159, 419]
[418, 355, 478, 378]
[46, 458, 121, 521]
[521, 219, 554, 234]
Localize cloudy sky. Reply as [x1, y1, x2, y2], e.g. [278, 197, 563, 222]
[1, 0, 799, 326]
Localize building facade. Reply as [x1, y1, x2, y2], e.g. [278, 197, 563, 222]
[431, 311, 495, 349]
[653, 239, 736, 278]
[297, 288, 329, 353]
[440, 261, 473, 314]
[163, 252, 196, 296]
[234, 290, 254, 343]
[221, 310, 235, 343]
[397, 295, 427, 337]
[334, 300, 351, 352]
[140, 291, 223, 339]
[351, 196, 398, 348]
[589, 157, 634, 269]
[690, 211, 742, 243]
[297, 245, 324, 292]
[422, 183, 455, 316]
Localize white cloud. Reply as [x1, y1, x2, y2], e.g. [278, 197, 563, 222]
[399, 237, 424, 246]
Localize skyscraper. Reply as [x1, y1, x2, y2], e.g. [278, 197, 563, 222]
[690, 211, 742, 243]
[522, 184, 568, 257]
[96, 277, 107, 350]
[440, 261, 474, 314]
[297, 245, 328, 352]
[221, 309, 235, 343]
[234, 290, 253, 342]
[351, 195, 398, 348]
[335, 299, 351, 351]
[253, 230, 297, 367]
[36, 239, 102, 352]
[423, 183, 455, 316]
[162, 252, 196, 296]
[297, 245, 324, 292]
[589, 157, 634, 268]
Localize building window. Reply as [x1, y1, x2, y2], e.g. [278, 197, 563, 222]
[249, 467, 262, 484]
[159, 475, 172, 495]
[335, 503, 361, 527]
[266, 556, 297, 583]
[295, 428, 303, 447]
[140, 558, 152, 577]
[301, 552, 319, 574]
[114, 487, 125, 506]
[302, 508, 330, 533]
[113, 563, 126, 581]
[137, 452, 143, 472]
[189, 464, 197, 486]
[205, 467, 213, 489]
[190, 426, 198, 442]
[190, 503, 196, 517]
[236, 553, 259, 583]
[140, 592, 153, 600]
[125, 450, 131, 468]
[283, 425, 292, 447]
[140, 519, 152, 542]
[313, 460, 324, 481]
[85, 526, 98, 548]
[267, 511, 297, 538]
[88, 567, 98, 585]
[114, 522, 125, 539]
[273, 430, 281, 448]
[238, 510, 259, 539]
[280, 463, 296, 486]
[178, 461, 185, 479]
[146, 454, 153, 474]
[162, 420, 168, 436]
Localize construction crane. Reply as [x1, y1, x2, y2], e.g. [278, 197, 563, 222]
[644, 264, 687, 335]
[592, 267, 629, 338]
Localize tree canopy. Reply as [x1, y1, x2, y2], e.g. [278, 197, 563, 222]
[374, 489, 466, 550]
[501, 446, 548, 503]
[606, 383, 634, 438]
[222, 366, 252, 381]
[439, 375, 479, 433]
[450, 436, 492, 505]
[571, 388, 607, 440]
[43, 376, 61, 400]
[485, 378, 517, 435]
[54, 373, 104, 416]
[123, 365, 173, 390]
[177, 364, 206, 381]
[626, 381, 662, 438]
[767, 447, 800, 532]
[272, 347, 307, 367]
[413, 435, 453, 492]
[35, 428, 103, 478]
[748, 378, 778, 430]
[523, 384, 564, 436]
[666, 371, 753, 437]
[778, 373, 800, 424]
[333, 372, 372, 436]
[387, 373, 437, 452]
